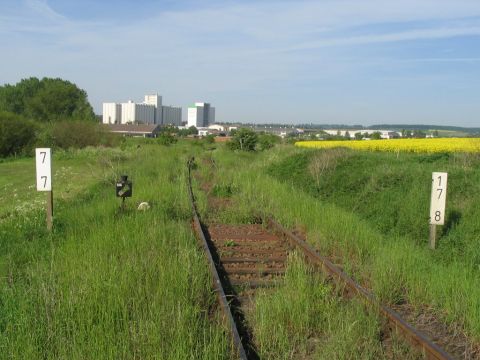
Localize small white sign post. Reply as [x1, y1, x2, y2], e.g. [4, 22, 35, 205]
[35, 148, 53, 231]
[429, 172, 448, 249]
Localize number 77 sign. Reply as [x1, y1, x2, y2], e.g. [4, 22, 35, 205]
[36, 148, 52, 191]
[429, 172, 447, 225]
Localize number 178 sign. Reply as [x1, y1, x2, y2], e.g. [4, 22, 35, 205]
[430, 172, 447, 225]
[36, 148, 52, 191]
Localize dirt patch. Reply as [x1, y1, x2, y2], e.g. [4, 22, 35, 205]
[208, 196, 232, 210]
[215, 136, 232, 143]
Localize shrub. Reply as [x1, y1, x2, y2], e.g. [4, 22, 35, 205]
[227, 128, 258, 151]
[48, 120, 117, 149]
[204, 134, 215, 144]
[258, 133, 280, 150]
[157, 132, 177, 146]
[0, 111, 37, 157]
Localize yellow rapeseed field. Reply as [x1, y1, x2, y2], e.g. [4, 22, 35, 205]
[295, 138, 480, 153]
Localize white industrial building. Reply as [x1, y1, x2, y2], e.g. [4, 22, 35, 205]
[102, 94, 182, 126]
[144, 94, 163, 124]
[187, 102, 215, 128]
[102, 103, 121, 124]
[121, 101, 155, 124]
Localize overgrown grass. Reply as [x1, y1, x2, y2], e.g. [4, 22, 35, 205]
[267, 148, 480, 257]
[4, 139, 479, 358]
[209, 144, 480, 344]
[0, 142, 231, 359]
[194, 148, 420, 359]
[253, 254, 392, 359]
[0, 147, 131, 219]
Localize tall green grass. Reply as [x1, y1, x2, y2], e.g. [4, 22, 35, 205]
[253, 254, 392, 359]
[0, 142, 231, 359]
[209, 144, 480, 344]
[194, 149, 420, 359]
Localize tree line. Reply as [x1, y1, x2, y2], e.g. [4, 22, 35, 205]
[0, 77, 113, 158]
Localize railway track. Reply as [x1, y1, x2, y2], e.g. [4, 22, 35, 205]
[187, 158, 455, 360]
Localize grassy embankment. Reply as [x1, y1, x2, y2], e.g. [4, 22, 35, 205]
[193, 151, 416, 359]
[0, 141, 231, 359]
[204, 144, 480, 356]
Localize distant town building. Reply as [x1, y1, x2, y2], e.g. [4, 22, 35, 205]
[323, 129, 402, 139]
[102, 103, 121, 124]
[252, 126, 300, 138]
[198, 128, 210, 137]
[104, 124, 161, 137]
[187, 102, 215, 128]
[121, 101, 155, 124]
[208, 124, 225, 132]
[103, 94, 182, 126]
[144, 94, 163, 124]
[162, 105, 182, 126]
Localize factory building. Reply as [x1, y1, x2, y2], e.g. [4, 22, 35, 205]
[121, 101, 155, 124]
[102, 94, 182, 126]
[144, 94, 163, 124]
[187, 102, 215, 128]
[102, 103, 121, 124]
[162, 105, 182, 126]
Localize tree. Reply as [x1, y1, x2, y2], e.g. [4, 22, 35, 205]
[50, 121, 97, 148]
[0, 111, 36, 157]
[412, 130, 426, 138]
[178, 125, 199, 137]
[354, 132, 364, 140]
[227, 128, 258, 151]
[0, 77, 95, 122]
[371, 131, 382, 140]
[344, 131, 351, 140]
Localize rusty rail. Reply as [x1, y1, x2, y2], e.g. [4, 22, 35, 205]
[187, 157, 453, 359]
[267, 217, 453, 360]
[187, 158, 248, 360]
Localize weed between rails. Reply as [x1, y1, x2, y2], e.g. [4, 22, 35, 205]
[209, 144, 480, 357]
[194, 151, 421, 359]
[251, 253, 422, 359]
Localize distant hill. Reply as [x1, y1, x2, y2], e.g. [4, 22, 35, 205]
[366, 124, 480, 133]
[292, 123, 480, 134]
[220, 122, 480, 135]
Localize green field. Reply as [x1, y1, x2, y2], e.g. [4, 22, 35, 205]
[0, 142, 231, 359]
[1, 140, 479, 358]
[0, 148, 130, 219]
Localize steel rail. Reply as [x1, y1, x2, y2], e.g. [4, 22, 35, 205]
[187, 158, 248, 360]
[267, 217, 454, 360]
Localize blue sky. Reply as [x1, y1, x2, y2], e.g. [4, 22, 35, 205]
[1, 0, 480, 126]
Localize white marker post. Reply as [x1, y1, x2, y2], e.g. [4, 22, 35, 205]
[35, 148, 53, 231]
[429, 172, 448, 249]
